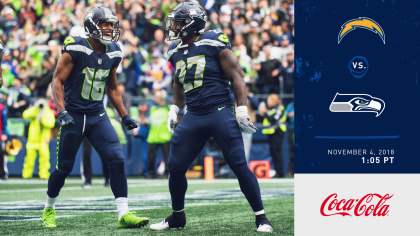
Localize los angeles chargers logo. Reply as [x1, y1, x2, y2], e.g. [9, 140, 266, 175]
[338, 17, 385, 44]
[329, 93, 385, 117]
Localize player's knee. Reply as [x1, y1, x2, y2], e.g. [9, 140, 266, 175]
[169, 171, 186, 178]
[104, 147, 125, 165]
[226, 147, 247, 168]
[168, 156, 179, 172]
[57, 161, 74, 176]
[108, 163, 125, 175]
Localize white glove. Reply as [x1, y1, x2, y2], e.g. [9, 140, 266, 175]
[167, 105, 179, 134]
[236, 106, 258, 133]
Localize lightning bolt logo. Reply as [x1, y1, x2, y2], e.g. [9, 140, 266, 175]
[338, 17, 385, 44]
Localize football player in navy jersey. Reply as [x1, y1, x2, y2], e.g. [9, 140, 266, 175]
[150, 1, 273, 233]
[42, 7, 149, 229]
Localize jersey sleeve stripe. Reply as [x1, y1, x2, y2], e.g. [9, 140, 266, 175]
[65, 45, 94, 55]
[106, 51, 122, 59]
[194, 39, 226, 47]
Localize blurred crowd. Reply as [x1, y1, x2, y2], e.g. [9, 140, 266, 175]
[0, 0, 294, 114]
[0, 0, 295, 180]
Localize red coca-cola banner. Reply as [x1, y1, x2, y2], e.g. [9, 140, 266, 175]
[320, 193, 394, 217]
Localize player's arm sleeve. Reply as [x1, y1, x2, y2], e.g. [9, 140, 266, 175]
[61, 36, 79, 61]
[211, 32, 231, 60]
[113, 56, 123, 69]
[112, 44, 123, 69]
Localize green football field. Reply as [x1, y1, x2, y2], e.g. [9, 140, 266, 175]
[0, 177, 294, 235]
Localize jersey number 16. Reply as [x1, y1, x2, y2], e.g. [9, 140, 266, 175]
[81, 67, 110, 100]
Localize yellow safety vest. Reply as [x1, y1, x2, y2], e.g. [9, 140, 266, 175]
[262, 105, 287, 134]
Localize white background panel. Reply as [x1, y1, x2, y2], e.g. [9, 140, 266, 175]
[295, 174, 420, 236]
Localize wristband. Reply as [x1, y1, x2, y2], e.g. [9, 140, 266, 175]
[236, 106, 248, 117]
[170, 105, 180, 114]
[58, 110, 67, 115]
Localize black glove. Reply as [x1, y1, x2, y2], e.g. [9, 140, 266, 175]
[122, 115, 138, 130]
[58, 110, 75, 128]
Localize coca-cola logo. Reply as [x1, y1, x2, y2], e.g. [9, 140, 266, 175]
[320, 193, 393, 217]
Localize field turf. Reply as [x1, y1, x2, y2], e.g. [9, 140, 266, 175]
[0, 177, 294, 235]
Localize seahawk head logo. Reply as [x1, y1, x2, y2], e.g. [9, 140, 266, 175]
[329, 93, 385, 117]
[338, 17, 385, 44]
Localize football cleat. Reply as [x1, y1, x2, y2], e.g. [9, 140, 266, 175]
[256, 214, 273, 232]
[150, 219, 170, 230]
[257, 224, 274, 232]
[42, 207, 57, 228]
[81, 183, 91, 189]
[117, 211, 149, 228]
[150, 211, 186, 230]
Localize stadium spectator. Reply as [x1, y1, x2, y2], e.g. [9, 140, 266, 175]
[117, 83, 132, 112]
[121, 51, 141, 96]
[32, 57, 55, 98]
[2, 48, 19, 79]
[146, 89, 171, 178]
[254, 46, 281, 94]
[7, 77, 30, 117]
[234, 49, 252, 83]
[277, 35, 293, 62]
[21, 98, 55, 179]
[279, 52, 294, 105]
[1, 8, 19, 35]
[208, 11, 222, 32]
[135, 101, 150, 177]
[260, 94, 286, 178]
[46, 84, 58, 117]
[2, 63, 15, 87]
[143, 50, 171, 91]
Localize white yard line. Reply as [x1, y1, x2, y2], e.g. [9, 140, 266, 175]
[0, 215, 77, 222]
[0, 178, 294, 184]
[0, 179, 294, 194]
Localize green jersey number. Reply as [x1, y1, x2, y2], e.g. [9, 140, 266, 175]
[175, 55, 206, 93]
[81, 68, 109, 100]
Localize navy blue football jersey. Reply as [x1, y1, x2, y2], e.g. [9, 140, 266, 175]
[62, 36, 122, 113]
[167, 30, 234, 111]
[0, 39, 3, 54]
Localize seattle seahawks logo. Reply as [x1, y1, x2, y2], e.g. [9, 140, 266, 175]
[189, 9, 207, 21]
[329, 93, 385, 117]
[84, 11, 94, 20]
[338, 17, 385, 44]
